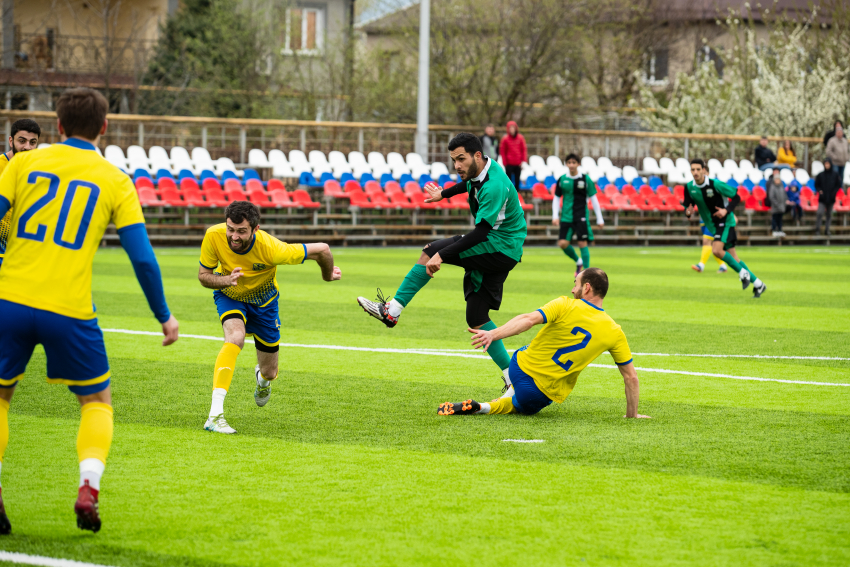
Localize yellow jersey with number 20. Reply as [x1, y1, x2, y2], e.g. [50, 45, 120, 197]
[516, 296, 633, 403]
[0, 138, 144, 320]
[199, 223, 307, 306]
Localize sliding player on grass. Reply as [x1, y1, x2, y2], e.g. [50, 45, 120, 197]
[0, 88, 179, 533]
[0, 118, 41, 269]
[685, 159, 766, 297]
[357, 133, 527, 391]
[438, 268, 649, 419]
[198, 201, 341, 434]
[691, 221, 728, 274]
[551, 153, 603, 275]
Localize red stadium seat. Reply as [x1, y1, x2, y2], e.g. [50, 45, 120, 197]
[752, 187, 767, 201]
[532, 183, 553, 201]
[801, 195, 819, 212]
[248, 189, 270, 206]
[443, 181, 456, 189]
[384, 180, 402, 194]
[135, 177, 154, 190]
[656, 185, 672, 199]
[364, 180, 383, 195]
[621, 184, 637, 197]
[291, 189, 321, 209]
[370, 192, 392, 209]
[203, 178, 222, 192]
[158, 177, 177, 191]
[388, 192, 415, 209]
[646, 194, 667, 211]
[269, 190, 294, 208]
[744, 195, 768, 212]
[737, 186, 750, 199]
[448, 192, 469, 210]
[224, 178, 243, 193]
[604, 184, 619, 199]
[407, 192, 437, 209]
[517, 194, 533, 212]
[638, 185, 654, 199]
[404, 181, 423, 195]
[246, 179, 265, 194]
[180, 178, 200, 192]
[611, 194, 637, 211]
[800, 187, 813, 200]
[324, 180, 344, 198]
[344, 180, 363, 194]
[267, 179, 286, 193]
[225, 189, 248, 202]
[138, 188, 162, 206]
[673, 185, 685, 202]
[159, 188, 185, 207]
[183, 187, 207, 207]
[205, 189, 229, 207]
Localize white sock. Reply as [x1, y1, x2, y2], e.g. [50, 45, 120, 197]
[476, 402, 491, 414]
[209, 388, 227, 418]
[387, 299, 404, 318]
[79, 458, 105, 491]
[576, 259, 583, 267]
[500, 385, 515, 399]
[257, 371, 271, 388]
[754, 278, 763, 287]
[502, 367, 512, 387]
[739, 269, 749, 281]
[697, 262, 705, 269]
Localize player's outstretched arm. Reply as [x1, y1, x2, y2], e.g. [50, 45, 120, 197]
[118, 223, 179, 346]
[468, 310, 544, 352]
[305, 243, 341, 281]
[617, 362, 650, 419]
[198, 265, 243, 289]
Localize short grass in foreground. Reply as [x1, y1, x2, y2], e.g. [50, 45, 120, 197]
[1, 245, 849, 567]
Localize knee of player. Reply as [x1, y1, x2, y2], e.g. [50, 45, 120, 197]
[225, 333, 246, 349]
[557, 240, 568, 248]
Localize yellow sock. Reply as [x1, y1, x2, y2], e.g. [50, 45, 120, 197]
[713, 253, 725, 266]
[0, 398, 9, 463]
[77, 403, 114, 463]
[699, 245, 712, 266]
[213, 343, 242, 391]
[487, 396, 518, 415]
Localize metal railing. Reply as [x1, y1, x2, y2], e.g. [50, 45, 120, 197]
[1, 110, 824, 170]
[7, 33, 155, 77]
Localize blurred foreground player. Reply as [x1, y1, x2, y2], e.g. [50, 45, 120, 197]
[0, 88, 179, 532]
[0, 118, 41, 268]
[438, 268, 649, 419]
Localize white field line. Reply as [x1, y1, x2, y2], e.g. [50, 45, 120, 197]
[0, 551, 115, 567]
[503, 439, 546, 443]
[101, 329, 850, 387]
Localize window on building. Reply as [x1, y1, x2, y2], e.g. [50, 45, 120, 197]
[644, 48, 669, 84]
[284, 7, 325, 54]
[697, 46, 724, 78]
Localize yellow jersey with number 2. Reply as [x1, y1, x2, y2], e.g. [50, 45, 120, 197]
[0, 138, 144, 319]
[516, 296, 633, 403]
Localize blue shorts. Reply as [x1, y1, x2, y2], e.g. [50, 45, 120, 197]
[509, 349, 553, 415]
[214, 291, 281, 349]
[0, 300, 111, 395]
[701, 226, 714, 238]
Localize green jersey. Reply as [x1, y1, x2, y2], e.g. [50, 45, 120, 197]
[684, 178, 738, 233]
[555, 173, 597, 223]
[454, 159, 527, 262]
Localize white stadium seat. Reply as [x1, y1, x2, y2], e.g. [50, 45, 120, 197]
[308, 151, 332, 176]
[248, 149, 271, 167]
[288, 150, 311, 176]
[642, 157, 663, 175]
[779, 168, 795, 185]
[405, 153, 430, 178]
[214, 157, 242, 178]
[810, 161, 824, 177]
[738, 159, 755, 172]
[37, 142, 51, 149]
[430, 162, 450, 179]
[368, 152, 391, 177]
[581, 157, 597, 171]
[622, 165, 640, 184]
[658, 157, 676, 174]
[732, 170, 748, 184]
[105, 145, 127, 170]
[191, 147, 217, 173]
[747, 169, 763, 183]
[597, 157, 614, 170]
[723, 159, 739, 173]
[170, 146, 196, 174]
[127, 145, 150, 173]
[149, 146, 172, 174]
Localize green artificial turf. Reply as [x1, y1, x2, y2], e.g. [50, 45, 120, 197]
[1, 245, 848, 566]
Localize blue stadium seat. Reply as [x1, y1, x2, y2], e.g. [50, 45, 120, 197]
[360, 173, 376, 185]
[199, 170, 218, 182]
[438, 174, 453, 186]
[155, 168, 174, 180]
[522, 175, 539, 190]
[648, 176, 663, 189]
[134, 169, 152, 181]
[243, 168, 261, 181]
[806, 179, 815, 189]
[299, 171, 318, 187]
[742, 179, 755, 190]
[379, 173, 394, 187]
[758, 179, 767, 187]
[418, 174, 433, 187]
[340, 172, 356, 185]
[613, 177, 626, 189]
[399, 173, 415, 187]
[319, 172, 336, 184]
[178, 169, 197, 182]
[221, 170, 240, 184]
[543, 175, 556, 187]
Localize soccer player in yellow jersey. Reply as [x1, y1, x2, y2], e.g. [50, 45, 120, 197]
[0, 88, 179, 533]
[438, 268, 650, 418]
[0, 118, 41, 268]
[198, 201, 341, 434]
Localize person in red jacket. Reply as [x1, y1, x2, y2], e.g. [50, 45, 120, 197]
[499, 121, 527, 191]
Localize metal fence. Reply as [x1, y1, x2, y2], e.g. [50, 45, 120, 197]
[10, 33, 155, 77]
[1, 110, 824, 170]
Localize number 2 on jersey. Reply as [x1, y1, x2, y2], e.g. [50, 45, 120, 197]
[17, 171, 101, 250]
[551, 327, 592, 372]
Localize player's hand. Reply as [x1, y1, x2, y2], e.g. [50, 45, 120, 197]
[713, 206, 728, 218]
[423, 181, 443, 203]
[329, 266, 342, 281]
[597, 223, 604, 230]
[161, 315, 179, 346]
[225, 267, 243, 286]
[685, 205, 694, 218]
[425, 253, 442, 277]
[552, 218, 559, 226]
[624, 414, 652, 419]
[468, 327, 494, 352]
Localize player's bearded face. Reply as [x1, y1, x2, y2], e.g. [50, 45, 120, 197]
[226, 222, 255, 252]
[451, 150, 480, 181]
[10, 132, 38, 155]
[691, 166, 705, 184]
[572, 274, 584, 299]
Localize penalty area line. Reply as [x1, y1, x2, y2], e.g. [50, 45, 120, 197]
[0, 551, 116, 567]
[100, 329, 850, 387]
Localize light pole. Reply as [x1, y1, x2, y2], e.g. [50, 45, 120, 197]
[415, 0, 430, 161]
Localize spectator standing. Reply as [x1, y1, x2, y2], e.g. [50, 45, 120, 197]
[480, 124, 500, 161]
[786, 183, 802, 223]
[499, 121, 527, 191]
[825, 124, 848, 185]
[767, 169, 789, 237]
[823, 120, 844, 147]
[814, 157, 841, 236]
[776, 140, 797, 169]
[755, 136, 790, 171]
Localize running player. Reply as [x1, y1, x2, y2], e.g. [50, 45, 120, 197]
[198, 201, 341, 434]
[0, 118, 41, 268]
[0, 88, 179, 533]
[691, 221, 728, 273]
[357, 133, 527, 391]
[438, 268, 649, 418]
[551, 153, 603, 275]
[685, 159, 766, 297]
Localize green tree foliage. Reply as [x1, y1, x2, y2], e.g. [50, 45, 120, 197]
[137, 0, 270, 117]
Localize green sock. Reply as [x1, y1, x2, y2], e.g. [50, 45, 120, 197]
[580, 246, 590, 268]
[562, 245, 579, 262]
[394, 264, 431, 307]
[481, 320, 511, 371]
[721, 252, 743, 273]
[739, 260, 757, 281]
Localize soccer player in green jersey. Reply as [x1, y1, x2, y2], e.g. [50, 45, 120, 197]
[358, 133, 527, 390]
[551, 154, 604, 275]
[684, 159, 766, 297]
